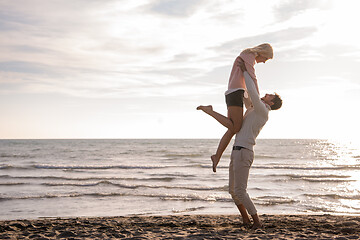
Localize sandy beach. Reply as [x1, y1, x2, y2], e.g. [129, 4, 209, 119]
[1, 214, 359, 239]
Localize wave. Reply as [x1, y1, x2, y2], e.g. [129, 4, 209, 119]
[0, 175, 227, 191]
[0, 165, 30, 170]
[0, 191, 299, 206]
[149, 173, 198, 178]
[2, 190, 357, 207]
[269, 173, 354, 182]
[0, 164, 167, 171]
[0, 175, 178, 182]
[0, 192, 127, 201]
[274, 178, 354, 183]
[0, 154, 34, 158]
[34, 164, 165, 170]
[158, 194, 232, 202]
[0, 182, 28, 186]
[5, 163, 358, 171]
[163, 153, 203, 158]
[298, 178, 355, 183]
[252, 165, 360, 170]
[41, 181, 138, 189]
[304, 206, 360, 214]
[303, 193, 360, 200]
[254, 196, 297, 205]
[270, 174, 351, 179]
[0, 192, 233, 203]
[41, 181, 228, 191]
[171, 206, 206, 213]
[255, 155, 278, 159]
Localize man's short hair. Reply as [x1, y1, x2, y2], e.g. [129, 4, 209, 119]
[271, 93, 282, 110]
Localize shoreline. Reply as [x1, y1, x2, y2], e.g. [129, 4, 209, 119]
[1, 214, 360, 239]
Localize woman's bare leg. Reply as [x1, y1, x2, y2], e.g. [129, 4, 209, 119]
[196, 105, 243, 133]
[212, 106, 243, 172]
[197, 105, 243, 172]
[196, 105, 233, 129]
[211, 130, 234, 172]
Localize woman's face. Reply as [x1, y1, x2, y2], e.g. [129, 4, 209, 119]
[255, 55, 269, 63]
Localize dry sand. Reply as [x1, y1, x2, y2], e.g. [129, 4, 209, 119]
[1, 214, 360, 239]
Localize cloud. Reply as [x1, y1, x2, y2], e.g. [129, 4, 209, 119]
[95, 39, 165, 57]
[0, 59, 207, 99]
[215, 27, 317, 49]
[273, 0, 332, 22]
[148, 0, 204, 17]
[0, 0, 326, 103]
[0, 0, 358, 102]
[0, 8, 39, 31]
[9, 45, 57, 54]
[0, 61, 61, 75]
[277, 43, 360, 62]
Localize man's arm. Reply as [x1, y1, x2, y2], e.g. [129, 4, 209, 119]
[243, 72, 267, 113]
[243, 93, 253, 109]
[244, 62, 260, 94]
[238, 59, 268, 114]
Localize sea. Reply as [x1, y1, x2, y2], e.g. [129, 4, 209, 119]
[1, 139, 360, 220]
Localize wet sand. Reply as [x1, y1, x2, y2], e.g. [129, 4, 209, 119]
[1, 214, 360, 239]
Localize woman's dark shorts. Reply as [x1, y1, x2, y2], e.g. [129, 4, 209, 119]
[225, 89, 244, 107]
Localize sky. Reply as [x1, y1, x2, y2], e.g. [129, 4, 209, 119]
[0, 0, 360, 140]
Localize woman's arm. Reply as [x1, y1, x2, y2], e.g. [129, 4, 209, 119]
[239, 51, 260, 94]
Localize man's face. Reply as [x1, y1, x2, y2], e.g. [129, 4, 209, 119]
[261, 94, 275, 106]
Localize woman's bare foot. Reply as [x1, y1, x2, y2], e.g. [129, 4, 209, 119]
[211, 154, 220, 172]
[196, 105, 213, 114]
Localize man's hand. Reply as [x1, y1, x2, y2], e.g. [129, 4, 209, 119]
[237, 58, 246, 72]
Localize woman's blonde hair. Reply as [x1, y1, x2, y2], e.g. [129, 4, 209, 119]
[244, 43, 273, 59]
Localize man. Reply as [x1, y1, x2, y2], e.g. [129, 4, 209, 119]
[197, 59, 282, 229]
[228, 60, 282, 229]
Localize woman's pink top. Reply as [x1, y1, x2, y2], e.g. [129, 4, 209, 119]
[226, 50, 258, 94]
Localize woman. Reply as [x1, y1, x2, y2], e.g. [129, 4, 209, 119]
[197, 43, 273, 172]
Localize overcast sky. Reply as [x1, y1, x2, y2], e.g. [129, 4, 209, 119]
[1, 0, 360, 140]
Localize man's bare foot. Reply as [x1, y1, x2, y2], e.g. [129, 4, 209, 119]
[196, 105, 213, 114]
[251, 223, 263, 230]
[211, 154, 220, 172]
[242, 220, 252, 228]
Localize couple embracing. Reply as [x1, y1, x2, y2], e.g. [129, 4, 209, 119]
[197, 43, 282, 229]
